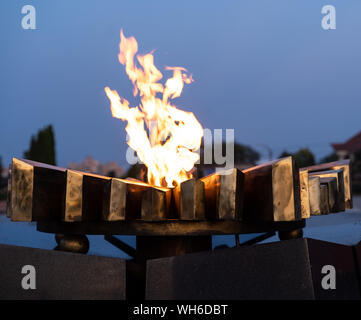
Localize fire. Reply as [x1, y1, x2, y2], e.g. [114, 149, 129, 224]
[105, 30, 203, 187]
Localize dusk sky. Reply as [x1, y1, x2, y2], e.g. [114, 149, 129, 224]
[1, 1, 361, 169]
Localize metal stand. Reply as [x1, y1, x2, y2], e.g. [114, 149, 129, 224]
[54, 234, 89, 254]
[135, 235, 212, 262]
[37, 219, 305, 299]
[278, 228, 303, 241]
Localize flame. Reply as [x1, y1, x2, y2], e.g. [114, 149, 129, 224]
[105, 30, 203, 187]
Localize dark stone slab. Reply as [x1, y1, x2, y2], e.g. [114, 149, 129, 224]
[0, 243, 126, 300]
[307, 238, 360, 300]
[353, 241, 361, 288]
[146, 238, 361, 300]
[146, 238, 315, 300]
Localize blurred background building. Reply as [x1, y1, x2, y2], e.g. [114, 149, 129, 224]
[332, 130, 361, 161]
[68, 156, 124, 178]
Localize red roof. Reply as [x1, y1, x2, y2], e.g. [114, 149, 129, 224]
[332, 131, 361, 153]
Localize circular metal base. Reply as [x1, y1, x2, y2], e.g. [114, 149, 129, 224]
[37, 219, 306, 237]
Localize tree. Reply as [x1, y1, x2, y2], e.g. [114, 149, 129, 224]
[279, 148, 315, 168]
[294, 148, 316, 168]
[320, 152, 338, 164]
[24, 125, 56, 165]
[123, 141, 260, 183]
[233, 142, 260, 165]
[199, 141, 260, 166]
[279, 150, 292, 158]
[122, 163, 147, 181]
[107, 170, 116, 178]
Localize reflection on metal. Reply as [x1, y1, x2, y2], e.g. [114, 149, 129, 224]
[304, 160, 352, 209]
[6, 164, 12, 219]
[309, 169, 345, 212]
[242, 157, 301, 222]
[309, 176, 321, 215]
[10, 158, 33, 221]
[65, 170, 82, 222]
[201, 168, 244, 220]
[173, 178, 205, 220]
[319, 184, 330, 215]
[299, 169, 311, 219]
[141, 187, 171, 221]
[9, 158, 66, 222]
[65, 170, 111, 222]
[7, 157, 351, 225]
[102, 178, 151, 221]
[320, 177, 338, 213]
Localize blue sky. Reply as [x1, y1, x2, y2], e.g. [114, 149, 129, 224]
[1, 1, 361, 169]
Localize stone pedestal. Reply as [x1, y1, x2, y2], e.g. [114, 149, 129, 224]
[146, 238, 361, 300]
[353, 241, 361, 287]
[0, 243, 126, 300]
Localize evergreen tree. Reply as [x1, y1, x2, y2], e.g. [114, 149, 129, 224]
[24, 125, 56, 165]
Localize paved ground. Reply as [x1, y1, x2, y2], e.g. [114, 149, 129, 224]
[259, 195, 361, 246]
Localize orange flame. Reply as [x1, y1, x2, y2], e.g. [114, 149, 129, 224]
[105, 30, 203, 187]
